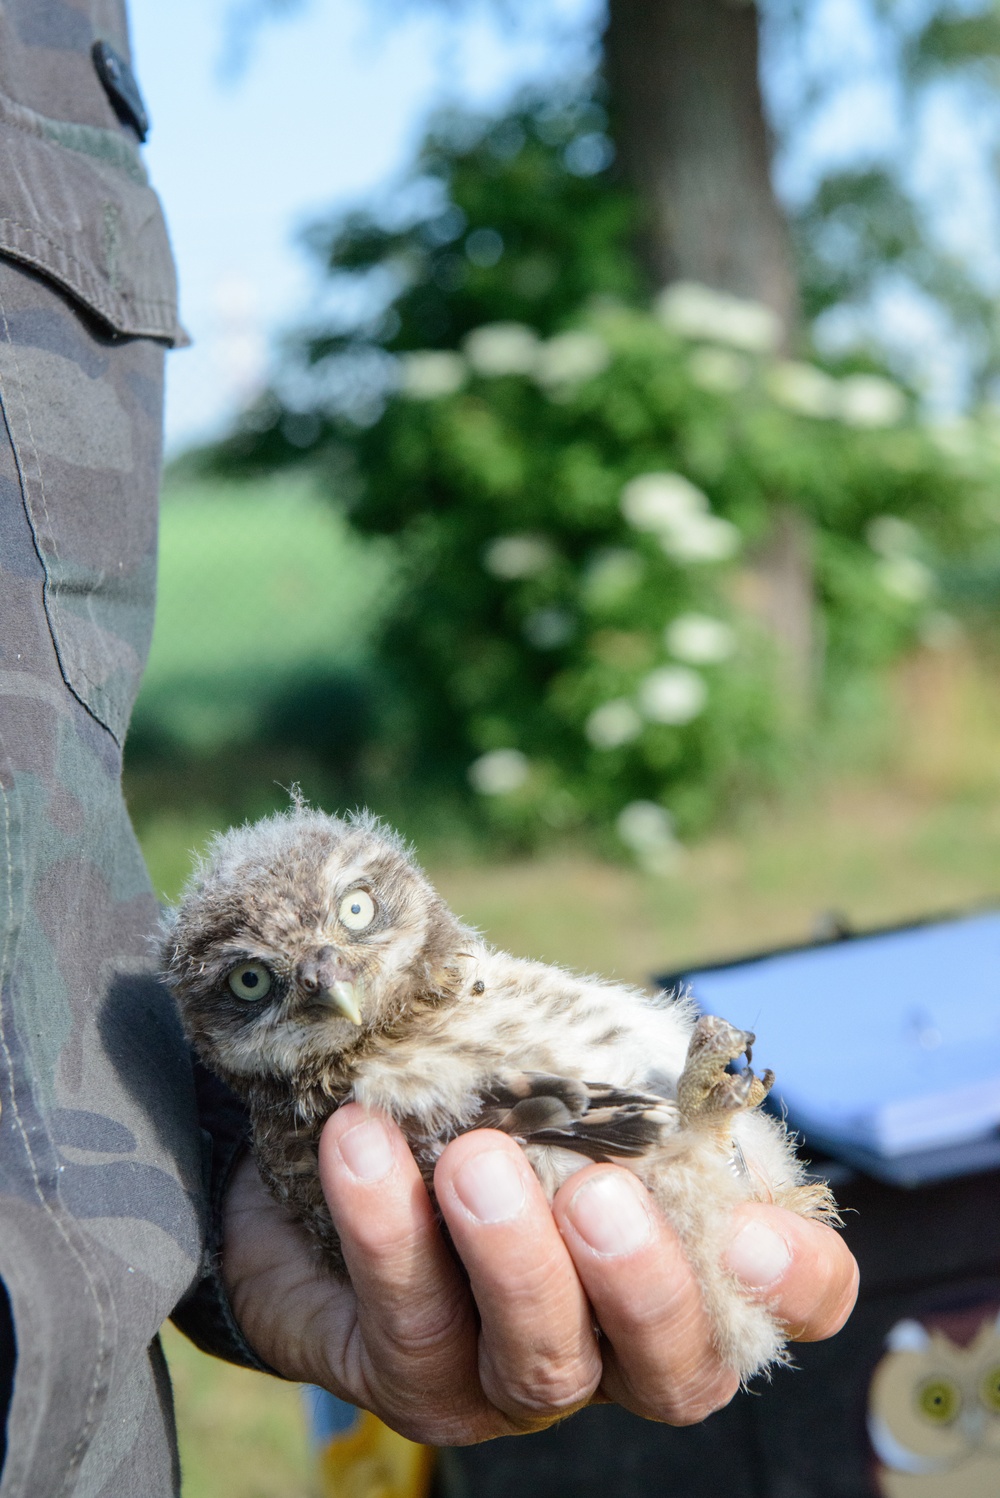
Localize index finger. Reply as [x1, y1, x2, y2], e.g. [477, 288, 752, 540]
[319, 1106, 492, 1444]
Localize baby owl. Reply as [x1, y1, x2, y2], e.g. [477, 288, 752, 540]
[161, 804, 837, 1382]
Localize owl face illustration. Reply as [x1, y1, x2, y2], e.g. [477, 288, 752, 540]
[868, 1301, 1000, 1496]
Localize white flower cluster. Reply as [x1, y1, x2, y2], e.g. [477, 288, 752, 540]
[875, 557, 934, 604]
[867, 515, 920, 558]
[464, 322, 539, 376]
[584, 612, 734, 749]
[399, 350, 467, 400]
[463, 321, 610, 393]
[585, 667, 709, 747]
[656, 281, 782, 354]
[585, 664, 708, 748]
[767, 361, 839, 419]
[866, 514, 934, 604]
[534, 330, 611, 389]
[688, 347, 751, 394]
[767, 363, 906, 428]
[585, 699, 643, 749]
[616, 801, 681, 876]
[638, 667, 707, 723]
[482, 534, 557, 579]
[620, 472, 741, 563]
[840, 374, 906, 428]
[665, 613, 736, 664]
[467, 748, 530, 796]
[400, 324, 612, 401]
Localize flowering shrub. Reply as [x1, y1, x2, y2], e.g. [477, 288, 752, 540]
[334, 286, 994, 862]
[202, 89, 999, 862]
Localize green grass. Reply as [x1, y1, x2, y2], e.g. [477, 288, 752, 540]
[148, 476, 393, 681]
[133, 477, 394, 755]
[162, 1324, 321, 1498]
[144, 650, 1000, 979]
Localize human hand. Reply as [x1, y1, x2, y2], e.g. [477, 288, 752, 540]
[222, 1105, 858, 1445]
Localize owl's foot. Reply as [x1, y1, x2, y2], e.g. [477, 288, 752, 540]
[677, 1015, 774, 1125]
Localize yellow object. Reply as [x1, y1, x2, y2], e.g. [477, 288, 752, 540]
[319, 1409, 435, 1498]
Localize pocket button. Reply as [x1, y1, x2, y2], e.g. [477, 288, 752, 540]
[92, 41, 150, 142]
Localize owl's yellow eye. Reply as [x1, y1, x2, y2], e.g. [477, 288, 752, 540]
[916, 1377, 961, 1425]
[981, 1366, 1000, 1413]
[228, 962, 273, 1002]
[338, 889, 376, 931]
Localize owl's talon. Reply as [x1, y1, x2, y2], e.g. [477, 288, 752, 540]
[705, 1067, 753, 1113]
[678, 1016, 773, 1123]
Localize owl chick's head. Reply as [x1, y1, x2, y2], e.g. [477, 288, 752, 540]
[160, 806, 464, 1088]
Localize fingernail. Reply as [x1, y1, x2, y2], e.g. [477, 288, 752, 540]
[338, 1118, 395, 1183]
[566, 1172, 653, 1256]
[726, 1219, 792, 1289]
[453, 1149, 526, 1223]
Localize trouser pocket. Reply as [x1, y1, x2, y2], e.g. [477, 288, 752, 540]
[0, 257, 164, 745]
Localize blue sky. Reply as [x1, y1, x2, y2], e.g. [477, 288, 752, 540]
[129, 0, 601, 450]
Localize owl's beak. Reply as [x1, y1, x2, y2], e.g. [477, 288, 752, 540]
[324, 979, 362, 1026]
[297, 949, 363, 1025]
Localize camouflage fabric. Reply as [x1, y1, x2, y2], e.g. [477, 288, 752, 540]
[0, 1, 183, 345]
[0, 6, 266, 1495]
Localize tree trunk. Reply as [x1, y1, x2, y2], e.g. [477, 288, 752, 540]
[604, 0, 798, 332]
[604, 0, 813, 699]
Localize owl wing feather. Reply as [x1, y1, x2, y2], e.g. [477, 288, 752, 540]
[471, 1072, 678, 1162]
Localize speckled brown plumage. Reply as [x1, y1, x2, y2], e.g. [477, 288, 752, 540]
[160, 804, 837, 1380]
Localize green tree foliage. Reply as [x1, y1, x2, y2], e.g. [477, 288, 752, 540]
[223, 0, 1000, 392]
[792, 166, 994, 368]
[306, 97, 639, 352]
[770, 0, 1000, 396]
[198, 89, 999, 858]
[214, 89, 638, 456]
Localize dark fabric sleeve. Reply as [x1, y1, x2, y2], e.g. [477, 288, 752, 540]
[169, 1060, 285, 1377]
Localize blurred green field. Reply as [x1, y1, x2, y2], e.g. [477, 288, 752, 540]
[149, 476, 393, 683]
[137, 480, 1000, 1495]
[130, 476, 394, 762]
[162, 1323, 321, 1498]
[143, 652, 1000, 970]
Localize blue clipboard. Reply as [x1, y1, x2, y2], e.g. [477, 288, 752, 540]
[658, 910, 1000, 1187]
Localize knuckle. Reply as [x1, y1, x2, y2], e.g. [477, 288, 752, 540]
[377, 1286, 474, 1362]
[494, 1251, 573, 1307]
[482, 1350, 599, 1423]
[650, 1370, 741, 1427]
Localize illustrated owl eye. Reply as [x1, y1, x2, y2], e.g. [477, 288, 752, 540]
[338, 889, 376, 931]
[981, 1366, 1000, 1413]
[228, 962, 273, 1002]
[916, 1377, 961, 1425]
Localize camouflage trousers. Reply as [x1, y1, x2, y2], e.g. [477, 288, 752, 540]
[0, 257, 207, 1496]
